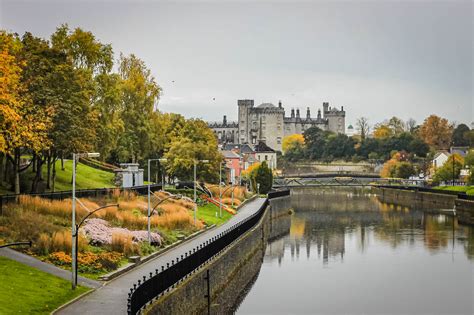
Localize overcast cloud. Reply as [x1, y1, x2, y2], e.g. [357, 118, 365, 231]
[1, 0, 472, 127]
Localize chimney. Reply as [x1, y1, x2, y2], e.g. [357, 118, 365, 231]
[341, 106, 344, 112]
[291, 108, 295, 118]
[306, 107, 310, 119]
[223, 115, 227, 125]
[317, 109, 322, 119]
[278, 100, 282, 108]
[296, 108, 300, 118]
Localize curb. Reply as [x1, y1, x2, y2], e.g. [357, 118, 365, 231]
[98, 224, 217, 282]
[51, 287, 95, 315]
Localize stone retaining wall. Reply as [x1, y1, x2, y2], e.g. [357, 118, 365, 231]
[455, 199, 474, 225]
[373, 187, 457, 209]
[145, 195, 291, 314]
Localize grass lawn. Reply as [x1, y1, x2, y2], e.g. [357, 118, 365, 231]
[0, 256, 89, 314]
[434, 186, 474, 195]
[44, 159, 114, 191]
[197, 202, 233, 226]
[1, 159, 115, 195]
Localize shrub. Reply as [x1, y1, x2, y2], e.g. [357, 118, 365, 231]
[49, 251, 123, 273]
[111, 231, 139, 256]
[36, 233, 51, 255]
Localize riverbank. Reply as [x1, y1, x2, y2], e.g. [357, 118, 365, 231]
[373, 186, 474, 225]
[145, 193, 291, 314]
[55, 198, 267, 314]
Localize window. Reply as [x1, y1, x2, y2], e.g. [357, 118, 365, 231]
[265, 155, 268, 160]
[277, 137, 281, 144]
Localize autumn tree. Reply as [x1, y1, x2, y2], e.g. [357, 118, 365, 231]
[0, 31, 51, 193]
[433, 154, 464, 184]
[356, 117, 370, 141]
[164, 119, 222, 182]
[418, 115, 453, 149]
[373, 124, 392, 139]
[116, 54, 161, 163]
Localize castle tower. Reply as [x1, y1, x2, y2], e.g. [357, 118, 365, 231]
[237, 99, 254, 144]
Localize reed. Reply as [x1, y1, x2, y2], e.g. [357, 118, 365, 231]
[111, 231, 139, 256]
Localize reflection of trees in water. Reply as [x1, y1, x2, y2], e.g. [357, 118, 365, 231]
[288, 189, 474, 262]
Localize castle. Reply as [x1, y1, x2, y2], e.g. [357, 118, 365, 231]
[209, 100, 346, 152]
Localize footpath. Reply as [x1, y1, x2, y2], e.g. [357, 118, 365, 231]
[56, 197, 267, 314]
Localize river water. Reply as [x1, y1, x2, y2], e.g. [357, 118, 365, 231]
[236, 189, 474, 314]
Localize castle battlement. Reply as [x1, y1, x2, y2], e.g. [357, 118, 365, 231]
[210, 99, 346, 152]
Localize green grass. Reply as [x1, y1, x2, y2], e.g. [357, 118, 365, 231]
[434, 186, 474, 195]
[0, 256, 89, 314]
[197, 202, 233, 226]
[44, 159, 114, 191]
[1, 159, 115, 194]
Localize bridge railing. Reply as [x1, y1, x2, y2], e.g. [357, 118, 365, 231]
[127, 190, 290, 314]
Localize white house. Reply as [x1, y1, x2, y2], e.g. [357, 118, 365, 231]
[432, 151, 450, 170]
[254, 141, 277, 170]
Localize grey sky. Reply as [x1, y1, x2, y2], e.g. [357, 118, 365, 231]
[1, 0, 472, 127]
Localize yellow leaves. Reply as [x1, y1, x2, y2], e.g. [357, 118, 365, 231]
[282, 134, 305, 154]
[373, 124, 392, 139]
[0, 30, 52, 154]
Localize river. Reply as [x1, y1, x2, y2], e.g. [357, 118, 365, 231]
[236, 189, 474, 314]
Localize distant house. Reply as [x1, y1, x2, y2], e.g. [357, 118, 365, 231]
[221, 150, 241, 184]
[432, 151, 450, 170]
[450, 146, 469, 158]
[254, 141, 277, 170]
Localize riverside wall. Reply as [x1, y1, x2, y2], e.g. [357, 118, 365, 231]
[374, 187, 474, 225]
[145, 195, 291, 315]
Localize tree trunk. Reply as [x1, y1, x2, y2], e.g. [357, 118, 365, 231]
[0, 153, 4, 184]
[46, 152, 52, 189]
[52, 156, 57, 192]
[31, 156, 44, 193]
[32, 153, 36, 173]
[3, 156, 10, 184]
[13, 149, 20, 194]
[61, 156, 65, 171]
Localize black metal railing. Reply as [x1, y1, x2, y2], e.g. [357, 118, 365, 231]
[127, 190, 290, 314]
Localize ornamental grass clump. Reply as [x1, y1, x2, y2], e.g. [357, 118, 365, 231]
[221, 198, 241, 207]
[50, 230, 88, 253]
[111, 231, 140, 256]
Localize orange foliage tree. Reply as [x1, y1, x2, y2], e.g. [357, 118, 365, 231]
[418, 115, 453, 150]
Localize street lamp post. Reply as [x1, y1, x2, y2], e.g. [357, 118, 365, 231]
[72, 203, 118, 288]
[71, 152, 100, 289]
[194, 159, 209, 224]
[219, 162, 224, 218]
[147, 158, 167, 243]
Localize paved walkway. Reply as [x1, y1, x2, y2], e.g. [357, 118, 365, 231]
[0, 247, 102, 289]
[57, 197, 266, 315]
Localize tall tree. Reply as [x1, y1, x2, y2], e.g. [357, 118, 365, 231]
[0, 31, 52, 193]
[418, 115, 453, 149]
[356, 117, 370, 141]
[117, 54, 161, 162]
[452, 123, 470, 147]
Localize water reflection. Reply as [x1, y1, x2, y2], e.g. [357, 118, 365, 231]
[237, 189, 474, 315]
